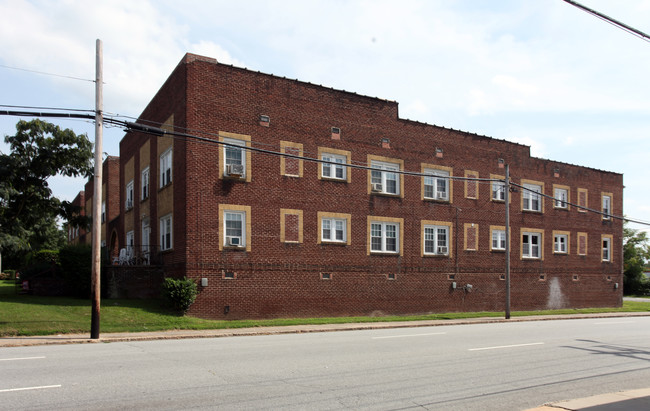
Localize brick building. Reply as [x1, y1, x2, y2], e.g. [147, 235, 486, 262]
[67, 191, 86, 244]
[90, 53, 623, 319]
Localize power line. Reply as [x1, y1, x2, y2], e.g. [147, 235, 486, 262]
[0, 64, 96, 83]
[562, 0, 650, 43]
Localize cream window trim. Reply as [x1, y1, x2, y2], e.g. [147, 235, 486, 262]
[280, 141, 304, 178]
[367, 155, 404, 197]
[490, 225, 510, 251]
[421, 163, 453, 202]
[367, 216, 404, 255]
[318, 147, 352, 183]
[317, 212, 352, 245]
[280, 208, 304, 243]
[464, 170, 479, 199]
[521, 179, 545, 213]
[490, 174, 506, 202]
[463, 223, 479, 251]
[553, 184, 570, 210]
[219, 132, 252, 182]
[552, 230, 571, 254]
[601, 234, 613, 262]
[601, 192, 613, 220]
[577, 188, 588, 212]
[421, 220, 453, 257]
[521, 227, 544, 260]
[577, 232, 588, 256]
[218, 204, 252, 252]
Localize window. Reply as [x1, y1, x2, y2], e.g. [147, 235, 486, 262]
[141, 167, 150, 200]
[553, 231, 569, 254]
[553, 185, 569, 209]
[160, 214, 172, 251]
[224, 211, 245, 247]
[125, 180, 134, 210]
[522, 182, 543, 212]
[578, 232, 588, 255]
[602, 193, 612, 220]
[491, 227, 506, 251]
[322, 218, 346, 242]
[368, 217, 403, 254]
[522, 230, 543, 259]
[218, 204, 251, 251]
[219, 132, 251, 182]
[370, 159, 401, 195]
[491, 176, 506, 201]
[318, 212, 351, 245]
[160, 148, 172, 187]
[424, 225, 450, 255]
[126, 230, 134, 257]
[280, 209, 303, 243]
[602, 235, 613, 262]
[322, 153, 346, 180]
[280, 141, 303, 177]
[424, 169, 450, 201]
[577, 188, 588, 212]
[101, 201, 106, 223]
[465, 170, 479, 199]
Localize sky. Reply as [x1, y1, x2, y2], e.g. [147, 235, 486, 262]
[1, 0, 649, 231]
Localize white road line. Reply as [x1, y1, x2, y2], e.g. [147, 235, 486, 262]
[0, 385, 61, 393]
[469, 342, 544, 351]
[593, 321, 636, 325]
[372, 332, 447, 339]
[0, 356, 46, 362]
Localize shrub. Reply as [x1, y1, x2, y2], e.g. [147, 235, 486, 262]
[161, 277, 198, 314]
[31, 249, 60, 265]
[58, 244, 92, 298]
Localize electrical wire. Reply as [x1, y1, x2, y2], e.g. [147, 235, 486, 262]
[0, 64, 96, 82]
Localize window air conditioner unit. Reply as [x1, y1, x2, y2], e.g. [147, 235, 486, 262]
[227, 237, 242, 247]
[436, 191, 446, 200]
[371, 183, 383, 192]
[227, 164, 244, 177]
[437, 246, 448, 255]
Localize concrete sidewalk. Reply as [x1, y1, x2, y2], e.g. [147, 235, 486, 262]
[527, 388, 650, 410]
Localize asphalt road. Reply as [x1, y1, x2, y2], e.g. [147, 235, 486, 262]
[2, 317, 650, 410]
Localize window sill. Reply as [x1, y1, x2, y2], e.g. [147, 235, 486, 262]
[521, 257, 542, 260]
[223, 245, 246, 251]
[320, 241, 348, 246]
[321, 177, 348, 183]
[370, 251, 400, 256]
[223, 175, 246, 181]
[423, 254, 449, 258]
[552, 252, 569, 256]
[158, 182, 172, 191]
[491, 249, 506, 253]
[522, 209, 543, 214]
[423, 198, 450, 203]
[553, 207, 569, 211]
[370, 192, 400, 198]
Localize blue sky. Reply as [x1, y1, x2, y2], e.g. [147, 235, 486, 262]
[1, 0, 649, 230]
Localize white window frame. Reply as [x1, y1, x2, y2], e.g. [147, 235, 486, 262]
[160, 214, 173, 251]
[492, 229, 506, 251]
[125, 180, 134, 210]
[371, 160, 400, 195]
[224, 210, 246, 247]
[141, 167, 150, 200]
[554, 188, 568, 209]
[523, 183, 542, 212]
[101, 200, 106, 223]
[370, 221, 399, 253]
[223, 138, 246, 176]
[602, 237, 611, 262]
[321, 217, 347, 243]
[126, 230, 135, 257]
[522, 232, 542, 259]
[160, 148, 172, 187]
[423, 225, 449, 255]
[321, 153, 346, 180]
[424, 169, 450, 201]
[554, 234, 568, 254]
[492, 180, 506, 201]
[602, 195, 612, 220]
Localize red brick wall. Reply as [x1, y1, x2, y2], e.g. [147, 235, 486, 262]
[118, 54, 623, 319]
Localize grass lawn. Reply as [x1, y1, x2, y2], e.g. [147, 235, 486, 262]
[1, 280, 649, 337]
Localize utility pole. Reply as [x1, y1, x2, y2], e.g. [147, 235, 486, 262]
[90, 39, 103, 339]
[505, 164, 511, 319]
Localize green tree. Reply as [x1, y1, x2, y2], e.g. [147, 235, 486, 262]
[0, 119, 93, 266]
[623, 224, 650, 295]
